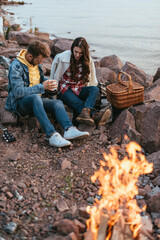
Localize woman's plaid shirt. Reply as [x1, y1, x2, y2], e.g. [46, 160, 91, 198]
[59, 63, 85, 96]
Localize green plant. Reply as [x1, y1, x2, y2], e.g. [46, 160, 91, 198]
[34, 27, 39, 34]
[4, 25, 11, 40]
[65, 175, 73, 192]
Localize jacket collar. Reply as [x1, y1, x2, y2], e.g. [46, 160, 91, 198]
[61, 50, 71, 63]
[17, 59, 43, 73]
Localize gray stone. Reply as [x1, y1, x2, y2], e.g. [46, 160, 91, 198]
[3, 222, 19, 234]
[149, 186, 160, 197]
[15, 190, 23, 201]
[87, 197, 95, 204]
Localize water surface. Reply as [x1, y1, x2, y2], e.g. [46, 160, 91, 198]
[3, 0, 160, 75]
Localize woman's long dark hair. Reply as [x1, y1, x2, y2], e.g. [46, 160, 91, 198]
[70, 37, 90, 83]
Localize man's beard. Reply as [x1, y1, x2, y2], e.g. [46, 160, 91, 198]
[29, 58, 35, 66]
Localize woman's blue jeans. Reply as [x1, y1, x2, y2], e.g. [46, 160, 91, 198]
[17, 94, 73, 137]
[59, 86, 99, 114]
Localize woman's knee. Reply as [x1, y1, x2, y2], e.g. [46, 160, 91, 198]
[89, 86, 99, 94]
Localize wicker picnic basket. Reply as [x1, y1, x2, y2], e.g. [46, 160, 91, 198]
[106, 71, 144, 109]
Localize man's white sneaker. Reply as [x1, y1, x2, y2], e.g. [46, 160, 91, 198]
[49, 132, 71, 147]
[64, 126, 89, 140]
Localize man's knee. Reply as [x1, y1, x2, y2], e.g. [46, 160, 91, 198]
[53, 99, 65, 109]
[30, 94, 43, 104]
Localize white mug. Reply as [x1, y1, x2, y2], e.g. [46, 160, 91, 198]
[49, 79, 58, 92]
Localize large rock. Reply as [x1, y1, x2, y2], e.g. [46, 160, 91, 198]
[0, 56, 10, 69]
[50, 38, 73, 58]
[41, 57, 52, 76]
[16, 32, 52, 46]
[16, 32, 40, 45]
[96, 67, 116, 84]
[0, 16, 5, 41]
[147, 192, 160, 213]
[145, 79, 160, 102]
[0, 47, 21, 58]
[34, 32, 49, 40]
[146, 150, 160, 176]
[130, 102, 160, 153]
[153, 67, 160, 83]
[100, 55, 124, 73]
[109, 110, 141, 143]
[0, 68, 8, 80]
[0, 98, 17, 125]
[52, 219, 79, 236]
[121, 62, 153, 88]
[146, 85, 160, 102]
[7, 31, 20, 41]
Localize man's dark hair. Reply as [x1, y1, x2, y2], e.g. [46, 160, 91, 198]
[27, 41, 50, 58]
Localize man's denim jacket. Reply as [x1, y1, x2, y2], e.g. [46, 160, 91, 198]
[5, 59, 47, 115]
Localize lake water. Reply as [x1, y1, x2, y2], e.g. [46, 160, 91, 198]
[3, 0, 160, 75]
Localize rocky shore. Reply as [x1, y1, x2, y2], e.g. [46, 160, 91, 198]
[0, 4, 160, 240]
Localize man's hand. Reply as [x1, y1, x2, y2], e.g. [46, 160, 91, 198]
[43, 80, 58, 91]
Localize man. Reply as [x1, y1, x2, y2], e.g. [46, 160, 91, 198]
[5, 40, 89, 147]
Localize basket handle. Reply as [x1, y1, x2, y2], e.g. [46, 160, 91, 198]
[117, 71, 133, 92]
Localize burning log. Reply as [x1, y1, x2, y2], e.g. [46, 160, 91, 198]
[85, 141, 153, 240]
[97, 215, 109, 240]
[110, 215, 133, 240]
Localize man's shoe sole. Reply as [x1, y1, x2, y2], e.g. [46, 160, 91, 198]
[65, 133, 89, 140]
[49, 142, 71, 147]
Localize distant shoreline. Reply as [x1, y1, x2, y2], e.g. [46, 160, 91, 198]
[1, 1, 159, 76]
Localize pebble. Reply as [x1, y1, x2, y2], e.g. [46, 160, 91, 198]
[87, 197, 95, 204]
[3, 222, 19, 234]
[15, 190, 23, 201]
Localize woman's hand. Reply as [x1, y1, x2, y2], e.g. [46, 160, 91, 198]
[43, 79, 58, 91]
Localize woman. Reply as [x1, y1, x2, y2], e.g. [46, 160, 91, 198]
[50, 37, 110, 126]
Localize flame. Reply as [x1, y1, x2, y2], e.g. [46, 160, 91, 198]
[86, 141, 153, 240]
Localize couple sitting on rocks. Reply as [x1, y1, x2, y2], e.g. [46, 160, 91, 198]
[5, 37, 111, 148]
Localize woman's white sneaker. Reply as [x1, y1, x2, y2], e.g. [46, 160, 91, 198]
[49, 132, 71, 147]
[64, 126, 89, 140]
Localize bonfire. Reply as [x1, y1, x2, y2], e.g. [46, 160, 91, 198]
[85, 140, 153, 240]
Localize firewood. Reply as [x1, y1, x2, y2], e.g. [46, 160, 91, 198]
[97, 214, 109, 240]
[139, 229, 154, 240]
[84, 229, 94, 240]
[110, 214, 134, 240]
